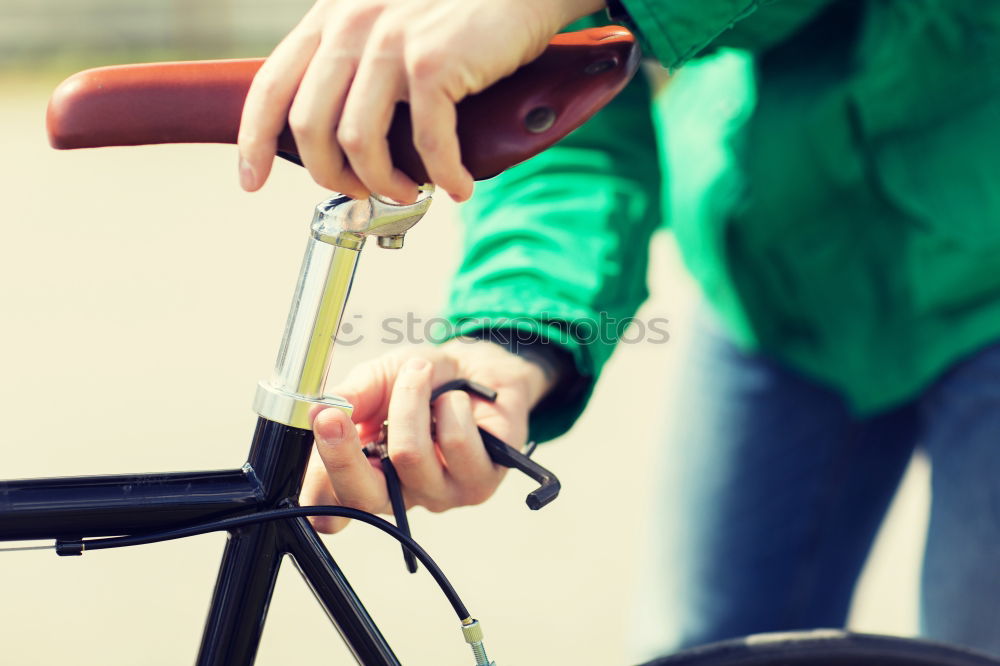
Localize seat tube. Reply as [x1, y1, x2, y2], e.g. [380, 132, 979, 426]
[196, 522, 284, 666]
[194, 191, 435, 665]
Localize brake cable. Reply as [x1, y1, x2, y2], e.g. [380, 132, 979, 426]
[49, 505, 470, 620]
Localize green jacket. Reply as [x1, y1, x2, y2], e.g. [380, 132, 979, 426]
[444, 1, 1000, 442]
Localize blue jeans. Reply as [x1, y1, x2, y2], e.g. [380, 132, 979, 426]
[632, 310, 1000, 661]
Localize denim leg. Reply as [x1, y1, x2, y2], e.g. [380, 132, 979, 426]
[919, 342, 1000, 657]
[632, 313, 918, 661]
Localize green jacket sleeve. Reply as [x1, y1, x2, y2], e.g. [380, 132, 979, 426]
[442, 69, 662, 442]
[618, 0, 831, 68]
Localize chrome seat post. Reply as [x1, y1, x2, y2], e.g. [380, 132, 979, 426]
[253, 188, 434, 429]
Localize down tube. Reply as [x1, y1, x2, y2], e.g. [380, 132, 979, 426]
[283, 515, 401, 665]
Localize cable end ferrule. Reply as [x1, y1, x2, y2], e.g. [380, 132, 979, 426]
[55, 539, 84, 556]
[461, 618, 494, 666]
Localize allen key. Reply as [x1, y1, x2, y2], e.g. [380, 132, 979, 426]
[366, 378, 563, 574]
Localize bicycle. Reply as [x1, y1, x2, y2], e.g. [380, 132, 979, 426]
[0, 26, 638, 666]
[5, 21, 1000, 666]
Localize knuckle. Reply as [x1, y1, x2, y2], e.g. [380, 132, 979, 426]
[388, 445, 422, 470]
[288, 112, 315, 139]
[408, 50, 445, 83]
[412, 127, 441, 155]
[457, 484, 492, 507]
[309, 516, 341, 534]
[251, 73, 284, 103]
[422, 495, 453, 513]
[336, 124, 366, 154]
[370, 25, 402, 52]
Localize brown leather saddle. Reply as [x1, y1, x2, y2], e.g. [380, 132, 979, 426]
[46, 27, 638, 183]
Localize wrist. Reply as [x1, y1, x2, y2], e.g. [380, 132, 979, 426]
[447, 331, 574, 408]
[440, 337, 555, 407]
[511, 351, 559, 408]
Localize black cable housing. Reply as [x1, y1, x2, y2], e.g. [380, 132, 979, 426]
[55, 506, 470, 620]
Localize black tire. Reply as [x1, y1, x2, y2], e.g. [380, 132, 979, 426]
[639, 630, 1000, 666]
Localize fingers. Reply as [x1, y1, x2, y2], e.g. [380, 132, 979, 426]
[335, 359, 393, 426]
[288, 38, 368, 199]
[239, 2, 478, 199]
[333, 349, 456, 428]
[317, 351, 496, 517]
[386, 357, 448, 507]
[312, 407, 387, 515]
[338, 41, 420, 203]
[301, 448, 349, 533]
[433, 390, 496, 505]
[237, 27, 321, 191]
[407, 83, 474, 201]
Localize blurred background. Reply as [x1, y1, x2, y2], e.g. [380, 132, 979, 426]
[1, 1, 929, 664]
[2, 0, 309, 68]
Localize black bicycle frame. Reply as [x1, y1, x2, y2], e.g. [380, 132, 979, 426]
[0, 193, 452, 666]
[0, 416, 401, 666]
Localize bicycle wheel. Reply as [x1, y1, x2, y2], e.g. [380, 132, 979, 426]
[639, 630, 1000, 666]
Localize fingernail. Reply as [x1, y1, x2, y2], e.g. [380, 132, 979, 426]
[316, 411, 345, 441]
[238, 157, 257, 191]
[404, 357, 430, 373]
